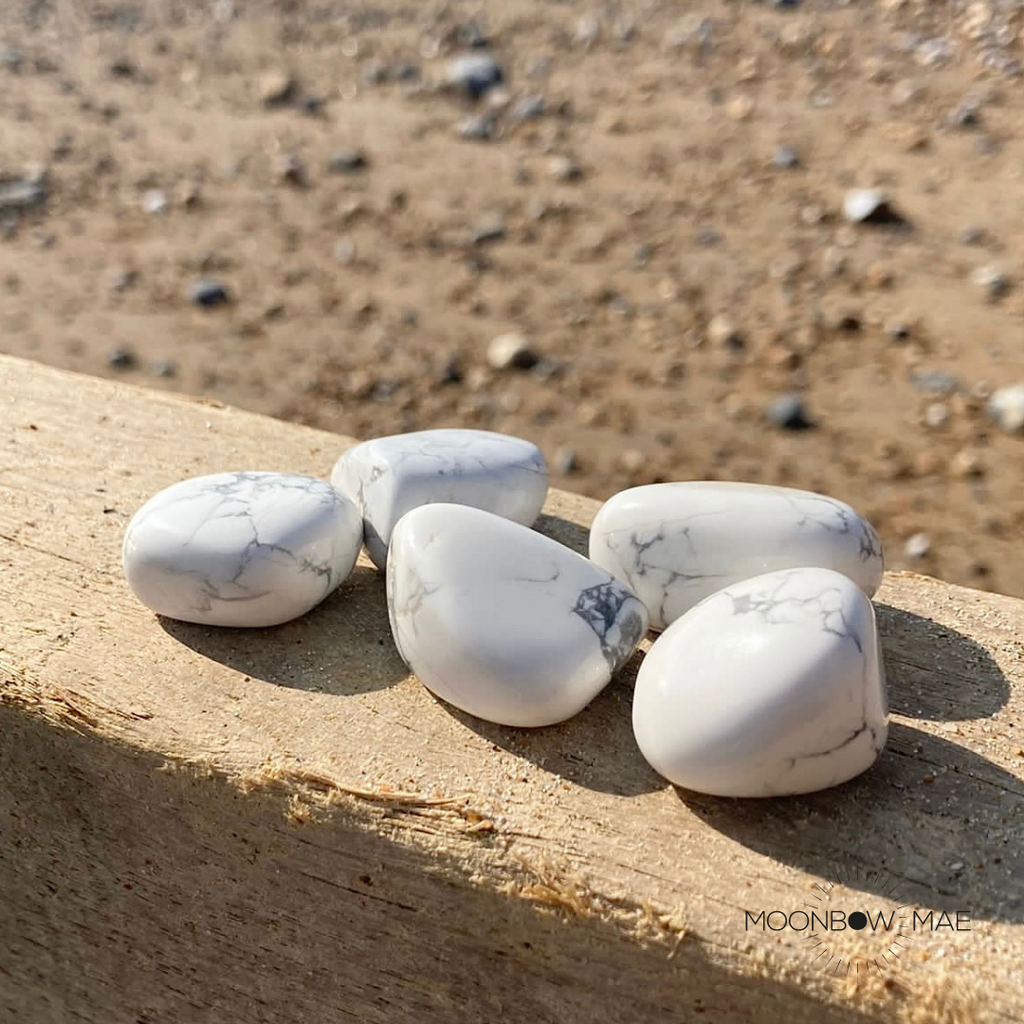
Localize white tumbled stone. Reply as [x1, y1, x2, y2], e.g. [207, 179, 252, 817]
[331, 429, 548, 569]
[123, 472, 362, 627]
[589, 481, 884, 630]
[633, 567, 888, 797]
[387, 504, 648, 727]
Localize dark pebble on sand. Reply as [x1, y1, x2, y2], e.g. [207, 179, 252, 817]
[106, 347, 137, 370]
[767, 393, 814, 430]
[189, 277, 230, 308]
[447, 53, 504, 100]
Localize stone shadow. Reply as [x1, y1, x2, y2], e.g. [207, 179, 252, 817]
[442, 645, 662, 798]
[679, 722, 1024, 924]
[876, 602, 1009, 720]
[159, 563, 408, 695]
[534, 511, 590, 556]
[0, 696, 888, 1024]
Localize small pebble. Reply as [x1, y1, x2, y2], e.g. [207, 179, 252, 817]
[0, 178, 45, 211]
[485, 87, 512, 112]
[106, 347, 137, 370]
[884, 316, 911, 341]
[0, 45, 23, 71]
[109, 269, 137, 292]
[258, 70, 296, 106]
[274, 153, 306, 187]
[526, 199, 548, 221]
[511, 94, 546, 121]
[924, 402, 949, 429]
[393, 62, 421, 83]
[446, 53, 504, 100]
[458, 113, 497, 141]
[767, 393, 814, 430]
[327, 148, 369, 174]
[554, 447, 578, 474]
[576, 14, 601, 47]
[109, 58, 138, 79]
[665, 15, 713, 50]
[633, 243, 653, 268]
[620, 449, 646, 473]
[917, 37, 954, 68]
[890, 79, 923, 107]
[498, 392, 521, 414]
[177, 182, 202, 209]
[438, 353, 464, 385]
[188, 278, 230, 308]
[142, 189, 168, 215]
[51, 133, 74, 161]
[359, 59, 389, 87]
[726, 95, 755, 121]
[949, 98, 983, 129]
[707, 314, 744, 350]
[548, 155, 583, 183]
[334, 239, 356, 264]
[949, 448, 984, 479]
[864, 263, 894, 290]
[471, 213, 506, 245]
[457, 19, 489, 49]
[487, 332, 539, 371]
[904, 533, 931, 559]
[843, 189, 907, 226]
[910, 369, 960, 395]
[987, 383, 1024, 434]
[801, 204, 826, 226]
[772, 145, 801, 169]
[822, 248, 847, 276]
[150, 359, 177, 378]
[531, 358, 563, 382]
[613, 16, 636, 43]
[972, 264, 1010, 298]
[831, 310, 863, 334]
[608, 294, 633, 318]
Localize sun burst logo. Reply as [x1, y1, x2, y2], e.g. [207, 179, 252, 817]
[746, 865, 972, 975]
[800, 866, 914, 976]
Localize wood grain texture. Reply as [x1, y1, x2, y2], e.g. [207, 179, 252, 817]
[1, 354, 1022, 1023]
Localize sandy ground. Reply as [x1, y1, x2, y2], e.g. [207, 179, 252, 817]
[1, 0, 1022, 597]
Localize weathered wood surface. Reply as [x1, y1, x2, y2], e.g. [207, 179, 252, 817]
[1, 354, 1022, 1024]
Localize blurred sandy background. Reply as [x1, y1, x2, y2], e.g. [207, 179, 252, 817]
[1, 0, 1021, 596]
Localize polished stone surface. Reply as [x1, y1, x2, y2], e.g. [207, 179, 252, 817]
[589, 481, 884, 630]
[332, 429, 548, 569]
[123, 471, 362, 627]
[387, 503, 647, 727]
[632, 566, 888, 797]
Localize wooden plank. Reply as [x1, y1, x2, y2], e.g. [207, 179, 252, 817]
[1, 354, 1022, 1023]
